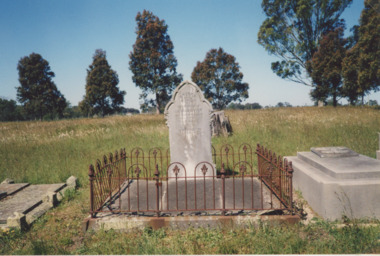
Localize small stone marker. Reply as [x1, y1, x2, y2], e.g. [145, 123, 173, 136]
[164, 80, 215, 178]
[311, 146, 359, 158]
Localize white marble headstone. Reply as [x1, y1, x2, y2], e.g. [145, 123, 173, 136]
[164, 81, 215, 178]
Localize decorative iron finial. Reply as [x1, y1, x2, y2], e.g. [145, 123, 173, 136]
[201, 164, 208, 175]
[220, 163, 226, 175]
[135, 166, 141, 177]
[154, 164, 159, 177]
[240, 164, 247, 174]
[173, 165, 180, 176]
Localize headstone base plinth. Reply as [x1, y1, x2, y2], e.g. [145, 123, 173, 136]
[287, 147, 380, 220]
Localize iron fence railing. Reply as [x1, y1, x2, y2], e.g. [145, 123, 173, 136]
[256, 144, 294, 211]
[88, 144, 293, 218]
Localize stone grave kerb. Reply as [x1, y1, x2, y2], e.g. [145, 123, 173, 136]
[164, 80, 215, 178]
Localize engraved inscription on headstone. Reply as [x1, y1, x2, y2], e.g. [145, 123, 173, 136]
[311, 147, 359, 158]
[164, 81, 215, 178]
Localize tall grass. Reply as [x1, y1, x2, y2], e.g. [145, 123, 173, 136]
[0, 106, 379, 254]
[0, 115, 168, 184]
[1, 106, 379, 185]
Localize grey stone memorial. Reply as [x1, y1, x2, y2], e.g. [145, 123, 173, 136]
[164, 80, 215, 178]
[311, 146, 359, 158]
[287, 146, 380, 220]
[377, 133, 380, 160]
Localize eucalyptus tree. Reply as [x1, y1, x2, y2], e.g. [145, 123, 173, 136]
[191, 48, 249, 110]
[17, 53, 67, 120]
[129, 10, 182, 114]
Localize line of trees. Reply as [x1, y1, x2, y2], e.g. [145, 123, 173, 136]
[5, 9, 249, 121]
[258, 0, 379, 106]
[2, 2, 378, 121]
[129, 10, 249, 113]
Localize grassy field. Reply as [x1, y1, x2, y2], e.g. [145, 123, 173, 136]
[1, 106, 379, 254]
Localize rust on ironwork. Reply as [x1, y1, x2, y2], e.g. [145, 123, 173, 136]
[87, 144, 294, 218]
[173, 165, 180, 176]
[201, 164, 208, 175]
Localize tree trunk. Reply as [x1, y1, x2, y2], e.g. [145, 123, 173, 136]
[155, 92, 160, 115]
[211, 111, 233, 137]
[333, 92, 337, 107]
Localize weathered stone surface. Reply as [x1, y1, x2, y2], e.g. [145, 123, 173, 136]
[1, 178, 15, 184]
[0, 183, 29, 197]
[288, 147, 380, 220]
[211, 111, 232, 137]
[66, 175, 78, 189]
[26, 203, 52, 225]
[377, 133, 380, 160]
[43, 192, 58, 207]
[298, 151, 380, 179]
[105, 178, 279, 215]
[84, 214, 300, 232]
[0, 184, 65, 224]
[164, 80, 215, 178]
[311, 147, 359, 158]
[7, 212, 28, 230]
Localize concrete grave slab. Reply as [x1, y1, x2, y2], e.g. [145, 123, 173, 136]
[0, 183, 65, 224]
[84, 214, 300, 232]
[311, 146, 359, 158]
[377, 133, 380, 160]
[100, 178, 280, 217]
[0, 183, 30, 197]
[297, 151, 380, 179]
[287, 147, 380, 220]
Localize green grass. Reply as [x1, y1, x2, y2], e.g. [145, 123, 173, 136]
[0, 106, 379, 254]
[1, 106, 379, 185]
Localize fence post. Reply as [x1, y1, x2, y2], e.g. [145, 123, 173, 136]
[107, 166, 112, 200]
[154, 164, 160, 217]
[89, 164, 95, 218]
[288, 161, 294, 215]
[221, 163, 226, 216]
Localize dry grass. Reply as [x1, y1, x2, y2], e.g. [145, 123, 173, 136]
[0, 106, 380, 254]
[1, 107, 379, 185]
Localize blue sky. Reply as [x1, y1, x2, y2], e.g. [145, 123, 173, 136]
[1, 0, 378, 109]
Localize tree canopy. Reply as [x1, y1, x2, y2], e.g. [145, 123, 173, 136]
[80, 49, 126, 117]
[191, 48, 249, 110]
[129, 10, 182, 114]
[17, 53, 67, 120]
[0, 98, 24, 121]
[258, 0, 352, 86]
[342, 0, 379, 104]
[308, 28, 346, 106]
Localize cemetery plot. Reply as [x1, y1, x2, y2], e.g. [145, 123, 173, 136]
[88, 81, 294, 219]
[88, 144, 293, 218]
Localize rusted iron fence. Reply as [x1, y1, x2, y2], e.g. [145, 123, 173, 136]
[256, 145, 293, 212]
[88, 144, 293, 217]
[88, 149, 127, 214]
